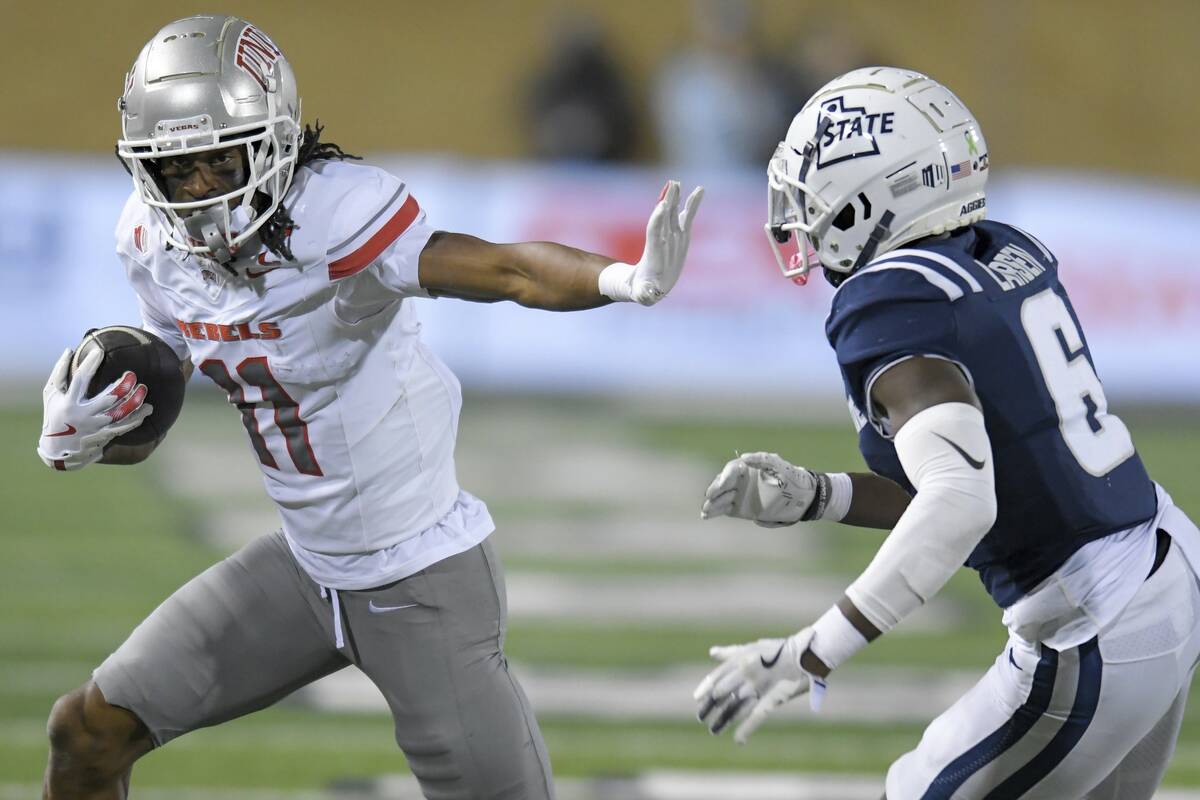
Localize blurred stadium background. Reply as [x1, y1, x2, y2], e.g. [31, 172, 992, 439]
[2, 1, 1198, 797]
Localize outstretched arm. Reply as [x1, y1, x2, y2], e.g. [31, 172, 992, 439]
[417, 181, 702, 311]
[418, 234, 613, 310]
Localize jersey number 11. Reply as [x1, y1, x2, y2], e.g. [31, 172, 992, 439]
[199, 357, 324, 477]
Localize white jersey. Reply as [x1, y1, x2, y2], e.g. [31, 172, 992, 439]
[116, 160, 492, 589]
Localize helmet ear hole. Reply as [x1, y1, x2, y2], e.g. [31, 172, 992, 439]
[831, 193, 873, 233]
[831, 204, 856, 231]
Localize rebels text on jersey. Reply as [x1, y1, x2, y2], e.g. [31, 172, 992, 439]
[826, 221, 1157, 607]
[115, 161, 465, 560]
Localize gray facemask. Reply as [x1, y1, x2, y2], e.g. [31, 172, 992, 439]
[183, 204, 257, 267]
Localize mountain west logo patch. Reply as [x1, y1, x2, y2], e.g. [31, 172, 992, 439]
[816, 96, 896, 169]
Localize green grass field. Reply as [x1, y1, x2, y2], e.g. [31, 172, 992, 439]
[3, 398, 1198, 792]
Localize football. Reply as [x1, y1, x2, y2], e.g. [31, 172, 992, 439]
[68, 325, 186, 447]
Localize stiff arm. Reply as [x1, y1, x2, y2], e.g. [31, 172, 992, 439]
[417, 182, 702, 310]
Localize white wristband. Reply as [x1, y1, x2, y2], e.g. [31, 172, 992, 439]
[808, 604, 869, 671]
[823, 472, 853, 522]
[598, 262, 636, 302]
[802, 471, 853, 522]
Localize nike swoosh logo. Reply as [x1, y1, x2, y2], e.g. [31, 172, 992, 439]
[1008, 647, 1023, 672]
[760, 643, 786, 669]
[245, 253, 283, 279]
[46, 424, 77, 437]
[367, 601, 419, 614]
[934, 433, 986, 470]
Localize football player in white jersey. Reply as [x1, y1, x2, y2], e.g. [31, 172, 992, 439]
[692, 67, 1199, 798]
[37, 15, 701, 800]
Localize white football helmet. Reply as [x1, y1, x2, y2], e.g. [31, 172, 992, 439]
[117, 15, 301, 264]
[766, 66, 988, 284]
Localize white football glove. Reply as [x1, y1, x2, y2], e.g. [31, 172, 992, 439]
[693, 629, 826, 744]
[37, 348, 153, 471]
[700, 452, 827, 527]
[598, 180, 704, 306]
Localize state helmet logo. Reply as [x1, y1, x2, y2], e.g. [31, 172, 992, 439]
[815, 96, 896, 170]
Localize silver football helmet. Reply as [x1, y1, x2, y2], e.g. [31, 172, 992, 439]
[766, 66, 988, 284]
[117, 15, 301, 263]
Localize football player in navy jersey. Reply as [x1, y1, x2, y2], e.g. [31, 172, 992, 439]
[692, 67, 1200, 799]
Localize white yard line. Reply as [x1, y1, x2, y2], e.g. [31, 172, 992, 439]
[8, 777, 1200, 800]
[620, 773, 1200, 800]
[198, 509, 827, 567]
[0, 788, 338, 800]
[359, 772, 893, 800]
[503, 571, 960, 629]
[295, 662, 981, 725]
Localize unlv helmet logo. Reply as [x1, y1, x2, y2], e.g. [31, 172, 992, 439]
[235, 26, 282, 92]
[815, 96, 896, 169]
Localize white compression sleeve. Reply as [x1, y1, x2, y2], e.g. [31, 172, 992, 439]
[845, 402, 997, 633]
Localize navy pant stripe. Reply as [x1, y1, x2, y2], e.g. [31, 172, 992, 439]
[919, 646, 1060, 800]
[984, 637, 1103, 798]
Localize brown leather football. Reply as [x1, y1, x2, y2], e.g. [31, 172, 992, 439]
[69, 326, 186, 446]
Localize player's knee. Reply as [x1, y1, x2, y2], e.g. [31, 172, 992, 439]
[47, 681, 149, 770]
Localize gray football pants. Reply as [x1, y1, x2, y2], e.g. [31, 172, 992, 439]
[93, 532, 555, 800]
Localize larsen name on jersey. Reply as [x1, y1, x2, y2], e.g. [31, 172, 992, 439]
[117, 160, 462, 562]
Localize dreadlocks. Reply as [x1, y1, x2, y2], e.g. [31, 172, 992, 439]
[258, 122, 361, 261]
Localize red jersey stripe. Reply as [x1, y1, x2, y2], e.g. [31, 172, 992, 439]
[328, 194, 420, 280]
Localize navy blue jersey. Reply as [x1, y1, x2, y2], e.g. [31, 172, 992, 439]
[826, 220, 1156, 607]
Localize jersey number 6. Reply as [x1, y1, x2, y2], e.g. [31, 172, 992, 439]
[1020, 289, 1135, 477]
[199, 357, 324, 477]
